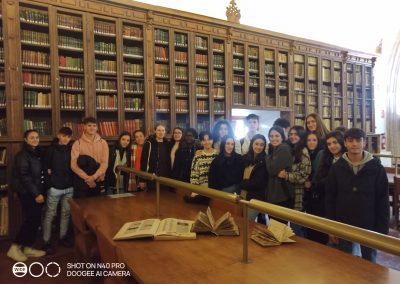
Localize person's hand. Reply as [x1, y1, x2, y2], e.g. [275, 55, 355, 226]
[35, 194, 45, 204]
[278, 170, 286, 179]
[85, 176, 96, 184]
[87, 181, 97, 188]
[304, 180, 311, 189]
[329, 234, 339, 245]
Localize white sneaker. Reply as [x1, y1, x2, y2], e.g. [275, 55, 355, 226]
[23, 247, 46, 257]
[7, 244, 28, 262]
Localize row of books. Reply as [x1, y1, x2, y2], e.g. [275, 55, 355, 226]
[94, 21, 116, 35]
[59, 56, 83, 71]
[23, 72, 50, 87]
[23, 91, 51, 108]
[249, 78, 259, 87]
[195, 54, 208, 66]
[214, 101, 225, 113]
[124, 46, 143, 57]
[60, 76, 84, 90]
[21, 50, 49, 67]
[62, 121, 84, 136]
[23, 119, 52, 136]
[248, 92, 259, 106]
[248, 47, 259, 58]
[195, 68, 208, 82]
[213, 70, 224, 83]
[174, 33, 187, 47]
[124, 97, 144, 111]
[61, 93, 84, 110]
[212, 41, 224, 52]
[124, 119, 144, 134]
[174, 51, 188, 64]
[21, 30, 49, 45]
[176, 84, 188, 96]
[197, 120, 211, 132]
[123, 26, 143, 39]
[154, 29, 168, 44]
[59, 35, 83, 49]
[97, 79, 117, 91]
[124, 63, 144, 76]
[233, 91, 245, 105]
[233, 44, 244, 55]
[155, 46, 168, 61]
[95, 59, 116, 73]
[175, 66, 188, 80]
[96, 95, 117, 110]
[156, 98, 170, 111]
[57, 14, 82, 30]
[175, 99, 189, 112]
[249, 61, 259, 71]
[155, 64, 169, 78]
[20, 8, 48, 25]
[196, 100, 209, 113]
[195, 37, 208, 49]
[125, 80, 144, 93]
[97, 121, 118, 137]
[95, 41, 116, 54]
[265, 95, 275, 106]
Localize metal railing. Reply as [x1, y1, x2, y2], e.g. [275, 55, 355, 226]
[116, 166, 400, 262]
[374, 153, 400, 176]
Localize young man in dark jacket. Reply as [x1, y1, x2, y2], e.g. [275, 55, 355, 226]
[42, 127, 74, 254]
[325, 128, 389, 262]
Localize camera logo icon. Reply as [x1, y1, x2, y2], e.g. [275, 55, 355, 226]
[12, 262, 28, 277]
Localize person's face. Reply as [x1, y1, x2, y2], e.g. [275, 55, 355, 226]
[224, 138, 235, 154]
[252, 138, 265, 155]
[84, 122, 98, 136]
[173, 128, 182, 142]
[247, 119, 259, 133]
[184, 132, 195, 144]
[289, 129, 300, 145]
[155, 126, 166, 139]
[201, 135, 213, 150]
[326, 137, 342, 157]
[306, 134, 318, 151]
[57, 133, 71, 145]
[306, 116, 317, 132]
[219, 124, 228, 138]
[269, 130, 283, 147]
[345, 137, 365, 156]
[119, 135, 131, 149]
[25, 131, 40, 147]
[134, 132, 145, 146]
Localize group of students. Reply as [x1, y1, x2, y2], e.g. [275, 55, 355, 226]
[7, 114, 389, 264]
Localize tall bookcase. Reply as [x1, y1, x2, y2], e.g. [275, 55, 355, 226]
[0, 0, 376, 238]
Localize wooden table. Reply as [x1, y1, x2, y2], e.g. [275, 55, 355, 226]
[74, 190, 400, 284]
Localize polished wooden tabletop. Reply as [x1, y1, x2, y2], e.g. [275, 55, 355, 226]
[73, 190, 400, 284]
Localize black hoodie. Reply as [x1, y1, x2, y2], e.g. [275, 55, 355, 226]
[44, 139, 73, 189]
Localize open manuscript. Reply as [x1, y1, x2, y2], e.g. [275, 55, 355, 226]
[251, 219, 296, 246]
[191, 207, 239, 236]
[113, 218, 196, 240]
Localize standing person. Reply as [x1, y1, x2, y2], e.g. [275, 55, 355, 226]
[273, 117, 291, 142]
[240, 134, 268, 221]
[184, 130, 217, 204]
[141, 124, 171, 189]
[211, 119, 241, 154]
[265, 126, 293, 210]
[42, 127, 74, 255]
[105, 131, 132, 193]
[71, 117, 109, 198]
[170, 127, 183, 169]
[208, 136, 244, 194]
[7, 130, 46, 261]
[131, 129, 146, 191]
[309, 130, 346, 244]
[305, 113, 329, 141]
[171, 128, 201, 183]
[240, 114, 260, 155]
[325, 128, 389, 262]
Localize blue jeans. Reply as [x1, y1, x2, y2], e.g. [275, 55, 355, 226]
[222, 184, 240, 195]
[338, 239, 377, 262]
[43, 187, 74, 243]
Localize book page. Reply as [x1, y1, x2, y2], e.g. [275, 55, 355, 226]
[206, 207, 216, 229]
[155, 218, 195, 239]
[268, 219, 295, 243]
[113, 219, 160, 240]
[192, 211, 212, 232]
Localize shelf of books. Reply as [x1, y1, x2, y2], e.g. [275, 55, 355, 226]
[93, 17, 119, 138]
[306, 55, 318, 122]
[278, 51, 289, 108]
[293, 54, 306, 126]
[248, 45, 260, 107]
[195, 34, 210, 132]
[0, 146, 8, 238]
[212, 38, 226, 123]
[154, 28, 171, 132]
[264, 48, 276, 107]
[0, 5, 6, 137]
[174, 31, 190, 130]
[232, 42, 245, 106]
[122, 21, 145, 135]
[57, 10, 85, 138]
[20, 4, 52, 136]
[364, 65, 373, 132]
[332, 60, 343, 129]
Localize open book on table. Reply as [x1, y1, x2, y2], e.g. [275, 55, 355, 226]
[251, 219, 296, 246]
[191, 207, 239, 236]
[113, 218, 196, 240]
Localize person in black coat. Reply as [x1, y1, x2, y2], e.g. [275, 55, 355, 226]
[140, 124, 171, 190]
[171, 128, 201, 183]
[240, 134, 268, 221]
[7, 130, 46, 261]
[208, 135, 244, 194]
[325, 128, 389, 262]
[105, 131, 132, 193]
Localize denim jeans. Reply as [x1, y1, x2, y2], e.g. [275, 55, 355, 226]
[338, 239, 377, 262]
[222, 184, 240, 195]
[43, 187, 74, 243]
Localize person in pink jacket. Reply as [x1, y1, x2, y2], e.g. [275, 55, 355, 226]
[71, 117, 109, 197]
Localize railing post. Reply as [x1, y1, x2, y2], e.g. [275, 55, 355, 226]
[242, 203, 250, 263]
[156, 180, 160, 218]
